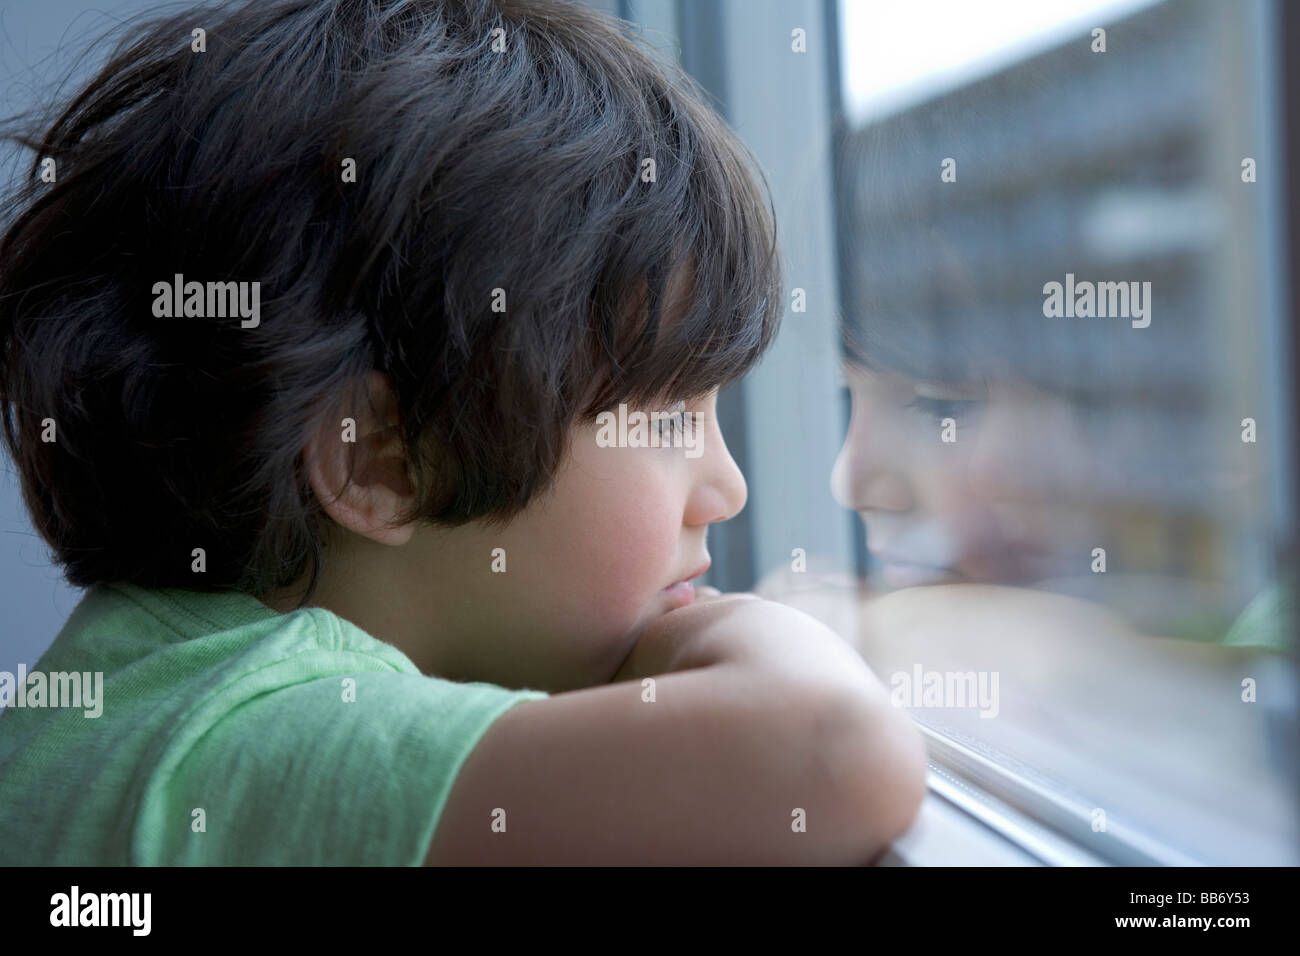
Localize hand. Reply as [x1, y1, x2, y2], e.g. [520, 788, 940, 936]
[610, 590, 879, 697]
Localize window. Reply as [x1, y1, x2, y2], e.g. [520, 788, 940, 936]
[670, 0, 1296, 865]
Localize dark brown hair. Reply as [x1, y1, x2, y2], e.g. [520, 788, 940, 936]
[0, 0, 782, 606]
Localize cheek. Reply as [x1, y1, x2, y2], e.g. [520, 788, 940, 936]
[585, 489, 678, 616]
[908, 448, 973, 517]
[541, 449, 683, 632]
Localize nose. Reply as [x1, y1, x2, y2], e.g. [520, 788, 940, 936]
[684, 409, 748, 526]
[831, 417, 914, 514]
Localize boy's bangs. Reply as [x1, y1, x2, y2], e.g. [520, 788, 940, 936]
[579, 189, 783, 414]
[582, 261, 780, 415]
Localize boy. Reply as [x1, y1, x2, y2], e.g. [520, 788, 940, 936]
[0, 0, 925, 865]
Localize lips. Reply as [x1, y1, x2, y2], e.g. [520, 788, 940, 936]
[870, 550, 946, 569]
[874, 559, 959, 588]
[866, 514, 1060, 585]
[869, 545, 1054, 586]
[664, 559, 710, 591]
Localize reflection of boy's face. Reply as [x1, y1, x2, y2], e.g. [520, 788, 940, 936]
[832, 363, 1096, 588]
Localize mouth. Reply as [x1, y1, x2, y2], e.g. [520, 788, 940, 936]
[660, 559, 711, 607]
[870, 546, 1058, 587]
[869, 554, 960, 588]
[866, 511, 1066, 587]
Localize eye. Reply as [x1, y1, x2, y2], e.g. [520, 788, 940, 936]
[903, 395, 984, 425]
[655, 399, 688, 442]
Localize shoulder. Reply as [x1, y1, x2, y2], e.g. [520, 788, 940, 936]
[110, 587, 548, 864]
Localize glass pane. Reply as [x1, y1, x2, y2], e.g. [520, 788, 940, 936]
[762, 0, 1295, 864]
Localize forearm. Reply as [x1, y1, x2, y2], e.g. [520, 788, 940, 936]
[610, 595, 928, 857]
[612, 596, 888, 700]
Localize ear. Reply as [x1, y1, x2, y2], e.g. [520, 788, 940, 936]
[302, 369, 418, 547]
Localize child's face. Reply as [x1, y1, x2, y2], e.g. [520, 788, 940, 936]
[408, 389, 745, 692]
[832, 362, 1096, 588]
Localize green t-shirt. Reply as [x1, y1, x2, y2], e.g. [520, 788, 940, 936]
[0, 581, 548, 865]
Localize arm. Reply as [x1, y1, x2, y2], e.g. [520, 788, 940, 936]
[425, 596, 927, 865]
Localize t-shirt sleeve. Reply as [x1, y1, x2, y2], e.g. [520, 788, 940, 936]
[133, 667, 548, 865]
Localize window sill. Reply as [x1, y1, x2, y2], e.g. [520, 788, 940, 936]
[877, 769, 1103, 866]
